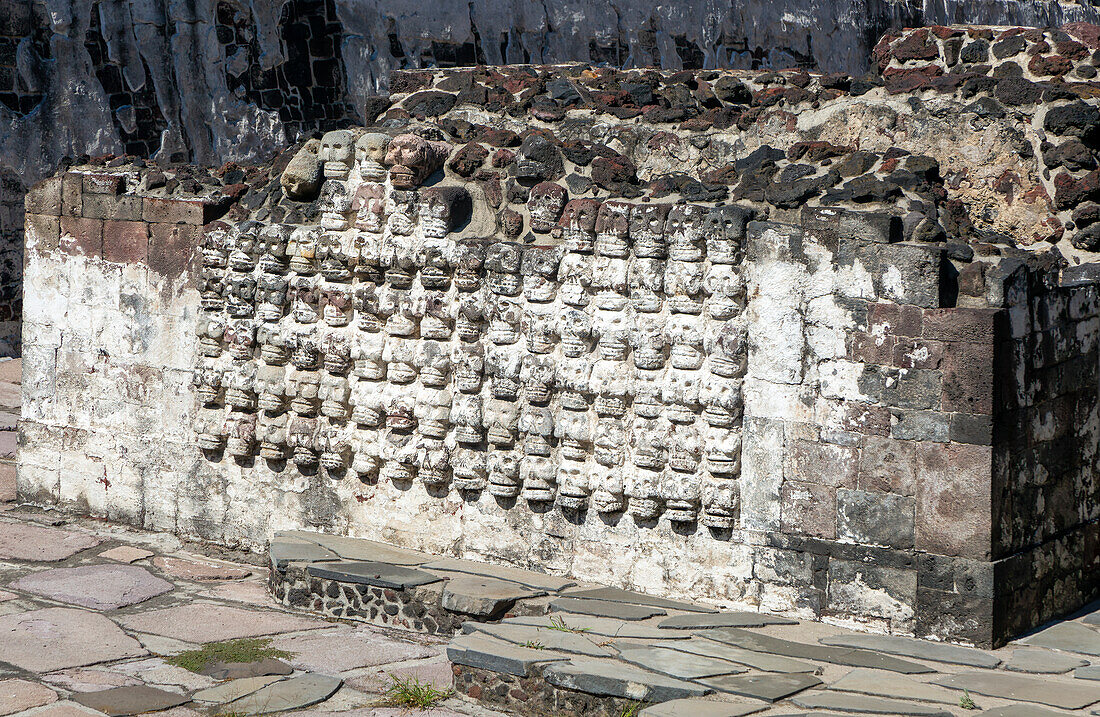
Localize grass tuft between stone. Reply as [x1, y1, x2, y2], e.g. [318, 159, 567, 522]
[378, 674, 454, 709]
[164, 637, 293, 673]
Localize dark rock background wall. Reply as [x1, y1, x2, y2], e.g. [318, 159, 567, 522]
[2, 0, 1100, 356]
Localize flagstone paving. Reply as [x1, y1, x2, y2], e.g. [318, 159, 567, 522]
[10, 565, 173, 610]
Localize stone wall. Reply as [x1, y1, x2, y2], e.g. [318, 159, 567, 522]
[17, 45, 1100, 646]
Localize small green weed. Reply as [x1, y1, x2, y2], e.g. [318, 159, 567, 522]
[164, 637, 292, 673]
[379, 674, 454, 709]
[523, 640, 545, 649]
[546, 615, 591, 633]
[620, 701, 644, 717]
[959, 689, 979, 710]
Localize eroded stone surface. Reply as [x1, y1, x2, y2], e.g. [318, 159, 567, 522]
[507, 615, 685, 640]
[0, 522, 100, 562]
[660, 612, 797, 629]
[192, 675, 284, 704]
[615, 644, 746, 679]
[1019, 622, 1100, 656]
[827, 667, 959, 704]
[152, 556, 251, 580]
[277, 532, 429, 566]
[11, 564, 173, 610]
[441, 577, 543, 618]
[700, 672, 822, 702]
[561, 587, 716, 613]
[672, 638, 820, 673]
[1005, 647, 1089, 674]
[0, 607, 146, 672]
[117, 604, 327, 642]
[422, 558, 576, 592]
[305, 561, 441, 589]
[467, 622, 617, 657]
[0, 678, 58, 716]
[791, 691, 953, 716]
[71, 685, 189, 716]
[819, 633, 1000, 668]
[269, 626, 438, 673]
[198, 658, 294, 680]
[550, 596, 667, 621]
[706, 628, 933, 673]
[221, 673, 342, 714]
[98, 546, 154, 563]
[640, 698, 764, 717]
[544, 658, 710, 701]
[933, 671, 1100, 710]
[448, 633, 570, 676]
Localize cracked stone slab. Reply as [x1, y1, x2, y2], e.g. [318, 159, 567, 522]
[11, 564, 173, 610]
[152, 556, 251, 581]
[672, 638, 820, 673]
[222, 673, 342, 714]
[98, 546, 154, 564]
[659, 612, 798, 629]
[441, 576, 544, 618]
[448, 632, 570, 676]
[1078, 665, 1100, 681]
[1005, 647, 1089, 673]
[818, 633, 1001, 668]
[0, 521, 101, 562]
[791, 692, 954, 716]
[199, 658, 294, 680]
[980, 707, 1069, 716]
[305, 560, 442, 589]
[269, 625, 438, 673]
[193, 675, 284, 704]
[705, 628, 933, 674]
[0, 678, 58, 716]
[269, 537, 338, 569]
[505, 615, 688, 640]
[422, 557, 576, 591]
[640, 698, 765, 716]
[560, 586, 717, 613]
[1019, 622, 1100, 656]
[933, 671, 1100, 710]
[615, 644, 746, 679]
[71, 685, 189, 716]
[0, 607, 146, 672]
[544, 658, 710, 702]
[827, 667, 959, 704]
[275, 531, 430, 566]
[466, 622, 617, 657]
[699, 672, 822, 702]
[550, 596, 667, 620]
[117, 603, 328, 643]
[42, 669, 143, 693]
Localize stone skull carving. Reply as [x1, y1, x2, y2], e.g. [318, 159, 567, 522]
[353, 182, 387, 235]
[319, 374, 351, 419]
[701, 378, 744, 429]
[451, 447, 487, 491]
[594, 200, 631, 257]
[665, 260, 705, 315]
[257, 413, 288, 461]
[225, 274, 256, 318]
[590, 359, 632, 417]
[521, 246, 562, 303]
[484, 398, 520, 447]
[320, 331, 351, 374]
[703, 205, 753, 264]
[451, 394, 483, 444]
[257, 224, 291, 275]
[384, 133, 451, 188]
[704, 265, 745, 320]
[418, 186, 471, 238]
[288, 226, 320, 275]
[193, 363, 223, 406]
[629, 203, 670, 258]
[224, 413, 257, 458]
[320, 181, 353, 232]
[590, 467, 624, 515]
[485, 242, 522, 296]
[629, 257, 665, 313]
[592, 256, 629, 311]
[257, 325, 289, 365]
[666, 204, 707, 262]
[256, 364, 288, 413]
[353, 284, 381, 332]
[488, 450, 521, 498]
[195, 408, 226, 451]
[630, 319, 668, 370]
[281, 139, 323, 201]
[351, 332, 386, 381]
[702, 478, 740, 529]
[706, 321, 748, 379]
[202, 224, 230, 268]
[200, 269, 226, 312]
[558, 254, 593, 308]
[289, 276, 320, 324]
[522, 307, 557, 354]
[256, 274, 288, 323]
[224, 363, 257, 410]
[487, 298, 522, 346]
[556, 460, 590, 510]
[453, 344, 485, 394]
[288, 330, 320, 370]
[228, 221, 261, 272]
[197, 316, 224, 357]
[319, 129, 356, 180]
[521, 456, 556, 503]
[288, 417, 318, 468]
[321, 284, 353, 327]
[224, 319, 256, 362]
[356, 132, 391, 181]
[527, 182, 567, 233]
[415, 386, 452, 439]
[486, 345, 523, 400]
[287, 369, 321, 416]
[704, 425, 742, 476]
[556, 357, 592, 412]
[557, 309, 593, 358]
[386, 189, 418, 236]
[452, 242, 484, 292]
[559, 198, 601, 252]
[628, 470, 663, 521]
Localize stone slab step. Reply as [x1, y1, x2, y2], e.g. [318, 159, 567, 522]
[1005, 647, 1089, 674]
[305, 560, 442, 589]
[441, 576, 544, 618]
[791, 692, 954, 716]
[269, 536, 339, 569]
[1018, 622, 1100, 657]
[933, 670, 1100, 710]
[275, 531, 430, 566]
[615, 644, 747, 679]
[659, 612, 798, 629]
[560, 586, 717, 613]
[819, 633, 1000, 668]
[640, 697, 764, 716]
[544, 657, 711, 702]
[506, 614, 688, 640]
[827, 667, 959, 704]
[465, 621, 617, 657]
[673, 638, 820, 674]
[1078, 665, 1100, 681]
[422, 557, 576, 592]
[704, 628, 934, 674]
[550, 596, 667, 621]
[698, 672, 822, 702]
[448, 632, 570, 676]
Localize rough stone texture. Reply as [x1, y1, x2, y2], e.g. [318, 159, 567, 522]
[543, 658, 710, 701]
[0, 607, 146, 672]
[819, 633, 1001, 667]
[267, 625, 438, 673]
[10, 564, 173, 610]
[827, 668, 960, 704]
[1019, 622, 1100, 656]
[152, 556, 251, 580]
[933, 671, 1100, 710]
[448, 633, 570, 676]
[441, 576, 542, 618]
[0, 679, 58, 716]
[192, 675, 284, 704]
[116, 604, 327, 643]
[1005, 647, 1089, 673]
[790, 692, 953, 716]
[99, 546, 154, 563]
[71, 686, 188, 716]
[615, 645, 746, 679]
[699, 672, 822, 702]
[0, 521, 100, 561]
[640, 699, 763, 717]
[704, 628, 933, 673]
[219, 674, 342, 714]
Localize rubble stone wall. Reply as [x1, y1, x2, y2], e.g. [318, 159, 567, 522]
[17, 43, 1100, 646]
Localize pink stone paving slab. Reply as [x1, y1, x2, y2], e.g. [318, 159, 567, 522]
[16, 703, 108, 717]
[197, 579, 272, 606]
[268, 625, 441, 673]
[0, 432, 16, 460]
[0, 607, 146, 672]
[283, 709, 470, 717]
[346, 658, 454, 694]
[152, 555, 251, 581]
[116, 603, 330, 643]
[0, 678, 59, 716]
[0, 589, 15, 602]
[42, 668, 143, 693]
[108, 657, 217, 692]
[0, 521, 101, 562]
[98, 546, 154, 564]
[0, 464, 14, 503]
[11, 564, 173, 610]
[0, 359, 23, 384]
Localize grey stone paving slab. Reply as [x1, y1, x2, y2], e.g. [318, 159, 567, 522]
[269, 625, 438, 673]
[198, 658, 294, 680]
[0, 678, 58, 716]
[275, 531, 430, 565]
[448, 633, 570, 676]
[467, 621, 617, 657]
[1006, 647, 1089, 673]
[1019, 622, 1100, 656]
[269, 537, 338, 569]
[673, 638, 820, 673]
[791, 692, 953, 716]
[192, 675, 284, 704]
[11, 564, 173, 610]
[0, 521, 101, 561]
[222, 673, 342, 714]
[71, 685, 188, 716]
[544, 658, 710, 701]
[819, 633, 1001, 668]
[117, 603, 327, 643]
[933, 671, 1100, 710]
[422, 557, 577, 592]
[659, 612, 798, 629]
[1078, 665, 1100, 681]
[1084, 612, 1100, 626]
[306, 560, 442, 588]
[827, 667, 959, 704]
[705, 628, 933, 674]
[981, 707, 1069, 717]
[699, 672, 822, 702]
[615, 644, 746, 679]
[0, 607, 146, 672]
[550, 596, 667, 620]
[506, 615, 687, 640]
[561, 586, 717, 613]
[640, 698, 764, 716]
[441, 576, 544, 618]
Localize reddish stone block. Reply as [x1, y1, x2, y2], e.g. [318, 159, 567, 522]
[59, 216, 103, 257]
[784, 439, 858, 488]
[848, 331, 895, 364]
[81, 193, 143, 221]
[914, 443, 992, 559]
[859, 436, 919, 496]
[61, 173, 83, 217]
[892, 338, 944, 369]
[24, 214, 60, 253]
[941, 341, 995, 414]
[921, 307, 1000, 343]
[102, 220, 149, 264]
[837, 402, 891, 437]
[780, 481, 837, 539]
[25, 176, 61, 216]
[143, 197, 204, 225]
[148, 223, 200, 278]
[81, 172, 123, 194]
[867, 303, 922, 337]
